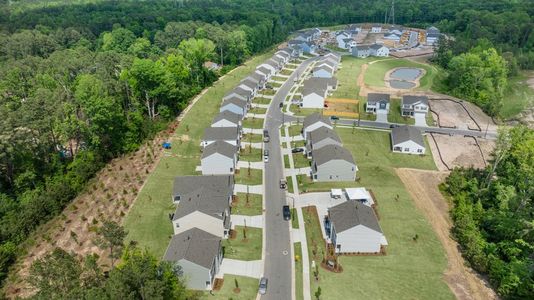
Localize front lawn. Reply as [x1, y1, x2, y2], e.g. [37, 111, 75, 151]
[223, 226, 262, 261]
[242, 117, 264, 129]
[292, 153, 310, 168]
[286, 176, 294, 194]
[253, 97, 271, 105]
[239, 146, 262, 162]
[272, 76, 288, 82]
[201, 275, 259, 300]
[284, 155, 290, 169]
[249, 107, 267, 114]
[260, 88, 276, 96]
[233, 193, 262, 216]
[235, 168, 263, 185]
[288, 124, 303, 137]
[280, 69, 294, 76]
[242, 133, 263, 143]
[289, 105, 322, 117]
[388, 99, 415, 125]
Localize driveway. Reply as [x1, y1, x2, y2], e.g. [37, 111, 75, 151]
[217, 259, 263, 279]
[231, 215, 264, 228]
[414, 112, 427, 126]
[234, 184, 263, 194]
[296, 192, 347, 239]
[376, 110, 388, 123]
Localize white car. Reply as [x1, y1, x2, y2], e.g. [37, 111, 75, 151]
[263, 149, 269, 163]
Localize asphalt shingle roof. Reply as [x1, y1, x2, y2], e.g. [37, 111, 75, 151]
[163, 228, 221, 269]
[203, 127, 240, 141]
[402, 95, 428, 106]
[303, 113, 332, 130]
[313, 144, 355, 166]
[201, 141, 237, 159]
[391, 125, 425, 147]
[329, 200, 382, 233]
[367, 93, 390, 105]
[221, 97, 247, 109]
[213, 110, 241, 125]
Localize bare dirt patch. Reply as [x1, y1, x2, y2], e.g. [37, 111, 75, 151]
[396, 168, 497, 300]
[427, 134, 494, 171]
[429, 99, 478, 130]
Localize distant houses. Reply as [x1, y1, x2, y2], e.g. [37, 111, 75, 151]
[351, 43, 389, 58]
[371, 24, 382, 33]
[391, 125, 426, 154]
[426, 26, 441, 45]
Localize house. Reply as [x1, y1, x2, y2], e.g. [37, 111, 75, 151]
[426, 26, 441, 45]
[201, 127, 240, 147]
[212, 110, 241, 128]
[270, 56, 285, 69]
[263, 58, 282, 73]
[294, 31, 312, 42]
[303, 113, 333, 138]
[163, 228, 223, 290]
[325, 200, 387, 254]
[255, 66, 274, 81]
[290, 44, 304, 57]
[311, 144, 357, 182]
[369, 44, 389, 57]
[371, 24, 382, 33]
[220, 97, 247, 116]
[245, 72, 267, 90]
[351, 45, 370, 58]
[335, 31, 351, 49]
[301, 77, 338, 108]
[391, 125, 426, 154]
[310, 28, 322, 40]
[323, 52, 341, 64]
[288, 39, 316, 54]
[366, 93, 390, 114]
[223, 87, 252, 103]
[401, 95, 429, 117]
[345, 187, 375, 206]
[306, 127, 342, 158]
[346, 24, 361, 36]
[171, 175, 234, 237]
[238, 78, 259, 97]
[312, 65, 334, 78]
[316, 58, 338, 71]
[341, 38, 357, 50]
[384, 32, 401, 42]
[201, 141, 237, 175]
[275, 51, 291, 64]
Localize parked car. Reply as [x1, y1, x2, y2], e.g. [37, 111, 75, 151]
[389, 124, 399, 128]
[330, 115, 339, 121]
[263, 129, 270, 142]
[283, 205, 291, 221]
[258, 277, 268, 295]
[291, 148, 304, 153]
[279, 102, 284, 108]
[279, 179, 287, 190]
[264, 149, 269, 163]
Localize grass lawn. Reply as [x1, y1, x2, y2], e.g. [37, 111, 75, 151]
[200, 275, 259, 300]
[291, 208, 299, 229]
[253, 97, 271, 105]
[286, 176, 294, 194]
[271, 82, 283, 88]
[333, 56, 375, 99]
[239, 146, 262, 162]
[223, 226, 262, 260]
[261, 88, 276, 96]
[388, 99, 415, 125]
[288, 124, 303, 137]
[302, 128, 453, 300]
[233, 193, 262, 216]
[284, 155, 290, 169]
[123, 50, 275, 257]
[235, 168, 263, 185]
[242, 133, 263, 143]
[280, 69, 294, 76]
[290, 140, 306, 149]
[364, 58, 441, 91]
[249, 106, 267, 114]
[290, 105, 322, 117]
[294, 242, 303, 300]
[242, 117, 264, 129]
[272, 76, 288, 82]
[500, 71, 534, 119]
[280, 128, 286, 137]
[292, 153, 310, 168]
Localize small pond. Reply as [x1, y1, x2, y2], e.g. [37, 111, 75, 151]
[389, 80, 416, 89]
[390, 68, 423, 81]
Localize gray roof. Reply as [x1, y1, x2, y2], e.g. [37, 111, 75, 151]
[303, 113, 331, 130]
[391, 125, 425, 147]
[426, 26, 440, 34]
[370, 43, 386, 50]
[302, 78, 327, 97]
[265, 58, 281, 68]
[367, 93, 390, 105]
[239, 78, 257, 90]
[309, 127, 341, 145]
[163, 228, 221, 269]
[221, 97, 247, 109]
[203, 127, 240, 141]
[276, 51, 290, 58]
[246, 72, 266, 83]
[318, 59, 337, 69]
[336, 31, 350, 37]
[202, 141, 237, 159]
[402, 95, 428, 106]
[324, 52, 341, 61]
[172, 175, 233, 220]
[427, 33, 441, 39]
[225, 87, 251, 99]
[213, 110, 241, 125]
[255, 66, 272, 76]
[313, 144, 355, 166]
[354, 45, 370, 51]
[328, 200, 382, 233]
[313, 65, 333, 74]
[288, 39, 305, 46]
[372, 24, 381, 28]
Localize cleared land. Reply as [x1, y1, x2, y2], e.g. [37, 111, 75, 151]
[429, 99, 479, 130]
[501, 72, 534, 119]
[427, 134, 494, 171]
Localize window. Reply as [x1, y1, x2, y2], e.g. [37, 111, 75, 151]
[174, 195, 180, 202]
[394, 146, 402, 151]
[404, 148, 409, 152]
[417, 149, 423, 153]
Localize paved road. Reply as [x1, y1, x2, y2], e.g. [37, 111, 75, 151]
[261, 57, 316, 300]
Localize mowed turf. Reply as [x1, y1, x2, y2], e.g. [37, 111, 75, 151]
[364, 58, 439, 91]
[123, 50, 274, 257]
[200, 275, 259, 300]
[304, 128, 454, 299]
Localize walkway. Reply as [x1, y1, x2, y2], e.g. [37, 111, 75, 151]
[237, 161, 264, 170]
[217, 259, 263, 279]
[232, 214, 264, 228]
[234, 184, 263, 194]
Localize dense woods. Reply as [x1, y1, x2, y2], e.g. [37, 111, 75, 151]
[0, 0, 533, 297]
[443, 126, 534, 299]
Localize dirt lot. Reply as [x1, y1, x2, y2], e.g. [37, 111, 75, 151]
[429, 99, 479, 130]
[427, 133, 495, 171]
[396, 168, 497, 300]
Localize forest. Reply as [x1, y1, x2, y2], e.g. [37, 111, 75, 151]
[0, 0, 533, 297]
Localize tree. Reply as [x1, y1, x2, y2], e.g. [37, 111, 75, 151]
[101, 27, 136, 53]
[95, 220, 127, 267]
[315, 286, 322, 300]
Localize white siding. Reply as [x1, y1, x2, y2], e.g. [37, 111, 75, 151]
[302, 93, 325, 108]
[392, 140, 426, 155]
[201, 139, 238, 148]
[336, 225, 383, 253]
[173, 211, 228, 238]
[313, 69, 332, 78]
[313, 159, 357, 182]
[178, 259, 212, 290]
[211, 119, 239, 128]
[201, 153, 235, 175]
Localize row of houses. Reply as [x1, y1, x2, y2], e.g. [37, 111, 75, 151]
[365, 93, 429, 118]
[288, 28, 323, 54]
[301, 53, 341, 108]
[351, 43, 390, 58]
[302, 113, 358, 181]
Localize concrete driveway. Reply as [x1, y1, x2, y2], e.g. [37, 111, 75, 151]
[234, 184, 263, 194]
[231, 215, 264, 228]
[376, 110, 388, 123]
[414, 112, 427, 126]
[217, 259, 263, 279]
[296, 192, 347, 239]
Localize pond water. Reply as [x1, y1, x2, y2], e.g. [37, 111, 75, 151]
[389, 80, 416, 89]
[390, 68, 423, 81]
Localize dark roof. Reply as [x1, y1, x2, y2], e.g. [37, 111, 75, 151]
[202, 141, 237, 159]
[239, 78, 258, 90]
[318, 59, 337, 68]
[309, 127, 341, 145]
[367, 93, 390, 104]
[246, 72, 266, 84]
[313, 144, 355, 166]
[163, 228, 221, 269]
[213, 110, 241, 125]
[275, 51, 290, 58]
[302, 78, 327, 97]
[303, 113, 331, 129]
[221, 97, 247, 109]
[402, 95, 428, 106]
[288, 39, 305, 46]
[391, 125, 425, 147]
[329, 200, 382, 233]
[224, 87, 251, 99]
[172, 175, 233, 220]
[370, 43, 386, 50]
[426, 33, 441, 38]
[353, 46, 370, 53]
[203, 127, 240, 141]
[426, 26, 440, 34]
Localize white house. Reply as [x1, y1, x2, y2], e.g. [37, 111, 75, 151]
[163, 228, 223, 290]
[311, 144, 357, 182]
[201, 127, 240, 148]
[301, 77, 338, 108]
[255, 66, 274, 80]
[351, 45, 370, 58]
[316, 58, 338, 71]
[384, 32, 401, 42]
[401, 95, 429, 117]
[366, 93, 390, 114]
[237, 78, 259, 97]
[245, 72, 267, 90]
[275, 51, 291, 64]
[325, 200, 387, 254]
[336, 31, 351, 49]
[323, 52, 341, 64]
[369, 44, 389, 57]
[223, 87, 252, 103]
[212, 110, 241, 128]
[220, 97, 247, 116]
[303, 113, 333, 138]
[201, 141, 237, 175]
[391, 125, 426, 154]
[371, 24, 382, 33]
[306, 127, 342, 158]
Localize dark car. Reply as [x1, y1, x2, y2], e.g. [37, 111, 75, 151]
[279, 102, 284, 108]
[258, 277, 268, 295]
[330, 115, 339, 121]
[283, 205, 291, 221]
[292, 148, 304, 153]
[389, 124, 399, 128]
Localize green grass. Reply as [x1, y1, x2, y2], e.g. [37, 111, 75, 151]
[291, 208, 299, 229]
[242, 117, 264, 129]
[289, 105, 322, 117]
[280, 128, 286, 137]
[271, 82, 283, 88]
[200, 275, 259, 300]
[364, 58, 441, 91]
[500, 72, 534, 119]
[387, 99, 415, 125]
[291, 140, 306, 149]
[235, 168, 263, 185]
[292, 153, 310, 168]
[302, 128, 453, 300]
[333, 56, 375, 99]
[223, 226, 262, 261]
[272, 76, 288, 82]
[242, 133, 263, 143]
[123, 50, 276, 257]
[294, 242, 304, 300]
[249, 106, 267, 114]
[284, 155, 290, 169]
[233, 193, 262, 216]
[253, 97, 271, 105]
[261, 88, 276, 96]
[280, 69, 294, 76]
[239, 146, 262, 162]
[286, 176, 294, 194]
[288, 124, 303, 137]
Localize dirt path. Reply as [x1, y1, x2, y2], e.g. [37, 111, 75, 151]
[396, 168, 498, 300]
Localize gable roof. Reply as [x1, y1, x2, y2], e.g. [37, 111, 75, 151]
[313, 65, 334, 75]
[324, 52, 341, 61]
[202, 141, 236, 160]
[402, 95, 428, 106]
[163, 228, 221, 269]
[255, 66, 272, 76]
[309, 127, 341, 145]
[391, 125, 425, 147]
[317, 59, 337, 69]
[213, 110, 241, 125]
[313, 144, 355, 166]
[221, 97, 247, 109]
[225, 87, 252, 99]
[370, 43, 387, 50]
[367, 93, 390, 104]
[303, 112, 332, 129]
[239, 78, 258, 90]
[328, 200, 382, 233]
[246, 72, 266, 84]
[426, 26, 440, 34]
[202, 127, 240, 141]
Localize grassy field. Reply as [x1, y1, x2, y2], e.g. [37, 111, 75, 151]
[364, 58, 440, 91]
[253, 97, 271, 105]
[333, 56, 374, 99]
[201, 275, 259, 300]
[223, 226, 262, 260]
[242, 133, 263, 143]
[239, 146, 262, 162]
[501, 71, 534, 119]
[123, 50, 275, 257]
[235, 168, 263, 185]
[294, 242, 304, 300]
[242, 117, 264, 129]
[233, 193, 262, 216]
[302, 128, 453, 300]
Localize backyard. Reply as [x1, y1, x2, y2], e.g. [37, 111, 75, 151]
[223, 226, 262, 261]
[302, 128, 453, 299]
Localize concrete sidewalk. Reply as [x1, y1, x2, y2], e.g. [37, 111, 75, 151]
[251, 103, 270, 108]
[246, 113, 266, 119]
[216, 259, 263, 279]
[240, 142, 263, 149]
[242, 128, 264, 135]
[234, 184, 263, 194]
[237, 161, 264, 170]
[231, 214, 264, 228]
